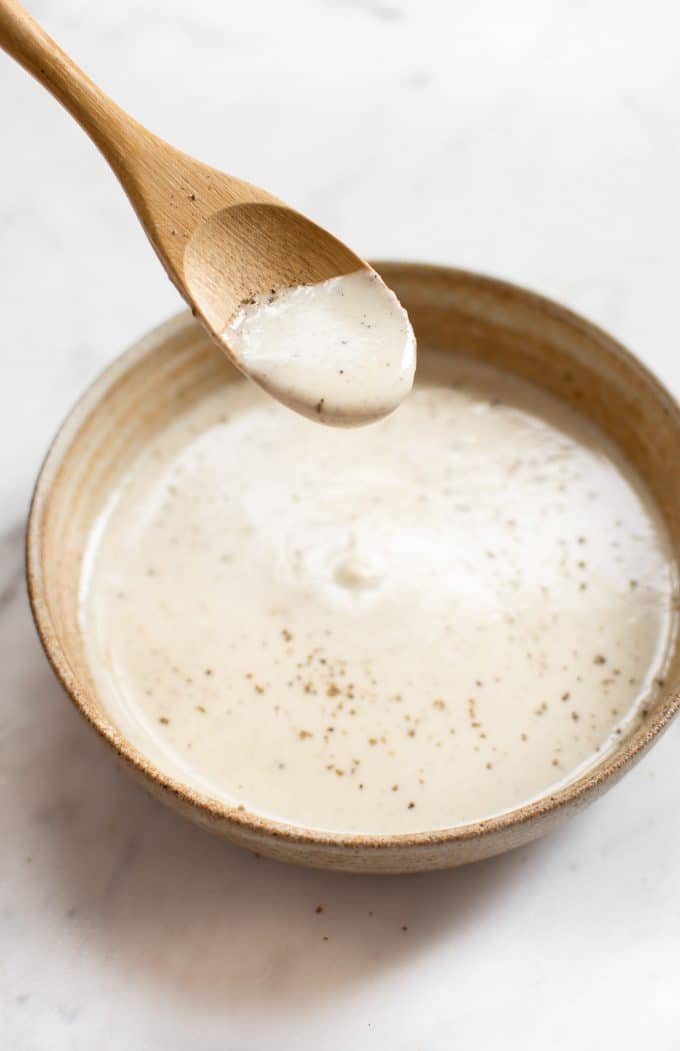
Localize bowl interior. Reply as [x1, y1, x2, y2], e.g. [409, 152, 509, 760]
[27, 263, 680, 871]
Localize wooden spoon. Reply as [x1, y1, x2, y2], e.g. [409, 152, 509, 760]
[0, 0, 399, 409]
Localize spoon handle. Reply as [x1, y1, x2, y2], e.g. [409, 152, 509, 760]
[0, 0, 144, 179]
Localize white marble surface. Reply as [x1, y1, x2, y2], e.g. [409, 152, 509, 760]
[2, 0, 680, 1046]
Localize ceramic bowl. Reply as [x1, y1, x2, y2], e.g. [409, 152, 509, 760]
[27, 262, 680, 873]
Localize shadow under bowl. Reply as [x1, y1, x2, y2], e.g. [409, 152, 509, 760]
[26, 262, 680, 873]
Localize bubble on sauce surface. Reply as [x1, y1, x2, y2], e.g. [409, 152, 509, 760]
[332, 552, 382, 593]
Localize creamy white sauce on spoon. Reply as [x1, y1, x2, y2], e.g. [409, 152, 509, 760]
[79, 349, 676, 835]
[221, 269, 417, 426]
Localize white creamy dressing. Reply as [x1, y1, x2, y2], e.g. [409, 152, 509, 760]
[221, 269, 416, 426]
[80, 350, 676, 834]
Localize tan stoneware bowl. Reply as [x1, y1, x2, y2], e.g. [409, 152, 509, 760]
[27, 262, 680, 874]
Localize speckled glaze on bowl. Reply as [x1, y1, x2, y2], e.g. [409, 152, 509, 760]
[26, 263, 680, 873]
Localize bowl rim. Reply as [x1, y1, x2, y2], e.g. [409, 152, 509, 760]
[26, 261, 680, 854]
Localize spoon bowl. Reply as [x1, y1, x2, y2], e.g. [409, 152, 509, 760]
[0, 0, 410, 422]
[183, 203, 363, 335]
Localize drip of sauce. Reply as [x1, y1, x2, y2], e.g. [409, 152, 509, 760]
[79, 350, 676, 834]
[221, 269, 417, 426]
